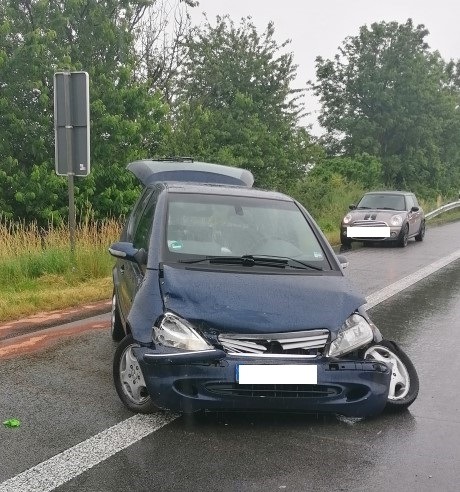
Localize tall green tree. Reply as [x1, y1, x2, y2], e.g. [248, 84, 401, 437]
[0, 0, 173, 222]
[169, 16, 321, 190]
[312, 19, 460, 194]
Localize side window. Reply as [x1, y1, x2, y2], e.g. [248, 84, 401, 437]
[126, 189, 153, 242]
[412, 195, 419, 208]
[405, 195, 414, 210]
[133, 190, 158, 250]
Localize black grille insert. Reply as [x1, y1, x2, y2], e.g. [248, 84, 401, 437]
[205, 383, 340, 398]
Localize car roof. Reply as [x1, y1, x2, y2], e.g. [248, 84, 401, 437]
[127, 158, 254, 187]
[364, 191, 413, 196]
[161, 182, 293, 201]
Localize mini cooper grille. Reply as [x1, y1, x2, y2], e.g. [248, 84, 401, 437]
[205, 383, 340, 398]
[218, 330, 329, 356]
[352, 220, 388, 227]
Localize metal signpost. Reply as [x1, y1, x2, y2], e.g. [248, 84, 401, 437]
[54, 71, 90, 252]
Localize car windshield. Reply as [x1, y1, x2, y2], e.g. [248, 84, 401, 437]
[163, 193, 330, 269]
[357, 193, 406, 211]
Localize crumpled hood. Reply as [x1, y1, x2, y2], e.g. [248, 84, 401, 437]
[160, 265, 365, 334]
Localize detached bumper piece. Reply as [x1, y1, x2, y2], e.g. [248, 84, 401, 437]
[134, 347, 391, 418]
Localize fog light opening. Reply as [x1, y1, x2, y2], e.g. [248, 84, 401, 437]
[346, 387, 368, 402]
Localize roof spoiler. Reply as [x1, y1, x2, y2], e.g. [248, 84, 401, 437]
[127, 159, 254, 187]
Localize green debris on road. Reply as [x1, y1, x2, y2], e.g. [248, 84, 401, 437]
[3, 418, 21, 428]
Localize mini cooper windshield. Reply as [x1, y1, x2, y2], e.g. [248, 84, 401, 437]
[356, 193, 406, 211]
[164, 193, 330, 270]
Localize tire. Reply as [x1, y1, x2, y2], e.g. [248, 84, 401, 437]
[110, 291, 125, 342]
[113, 335, 159, 413]
[398, 224, 409, 247]
[340, 233, 352, 248]
[415, 220, 425, 242]
[364, 340, 419, 411]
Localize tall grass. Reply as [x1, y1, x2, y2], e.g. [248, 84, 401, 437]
[0, 217, 122, 320]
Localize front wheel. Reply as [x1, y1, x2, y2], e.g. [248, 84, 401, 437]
[364, 340, 419, 411]
[113, 335, 159, 414]
[398, 224, 409, 248]
[415, 220, 425, 242]
[340, 233, 352, 248]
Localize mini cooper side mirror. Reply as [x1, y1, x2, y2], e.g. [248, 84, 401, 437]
[349, 204, 356, 210]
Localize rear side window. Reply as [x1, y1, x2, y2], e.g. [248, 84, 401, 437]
[133, 191, 158, 250]
[125, 187, 158, 250]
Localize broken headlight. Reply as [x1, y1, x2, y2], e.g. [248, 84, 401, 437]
[153, 312, 212, 351]
[328, 314, 374, 357]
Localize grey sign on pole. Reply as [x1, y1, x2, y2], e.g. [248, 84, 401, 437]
[54, 71, 90, 176]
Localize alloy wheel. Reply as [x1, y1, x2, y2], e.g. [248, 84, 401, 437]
[119, 344, 150, 405]
[365, 345, 410, 400]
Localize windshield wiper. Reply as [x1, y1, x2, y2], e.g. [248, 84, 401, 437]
[179, 255, 323, 270]
[252, 255, 324, 271]
[178, 256, 219, 264]
[179, 255, 287, 268]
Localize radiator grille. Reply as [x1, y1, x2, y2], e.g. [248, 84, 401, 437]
[218, 330, 329, 357]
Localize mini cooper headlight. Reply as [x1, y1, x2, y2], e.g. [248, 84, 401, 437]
[390, 214, 403, 226]
[328, 314, 374, 357]
[342, 214, 353, 225]
[153, 313, 212, 351]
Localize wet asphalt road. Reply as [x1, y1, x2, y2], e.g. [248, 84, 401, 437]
[1, 221, 460, 491]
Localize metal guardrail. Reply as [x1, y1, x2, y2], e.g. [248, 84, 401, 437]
[425, 200, 460, 220]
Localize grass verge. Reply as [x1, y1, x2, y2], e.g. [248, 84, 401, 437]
[0, 218, 121, 322]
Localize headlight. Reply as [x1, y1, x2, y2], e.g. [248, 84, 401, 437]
[328, 314, 374, 357]
[153, 313, 212, 351]
[390, 214, 403, 226]
[342, 214, 353, 225]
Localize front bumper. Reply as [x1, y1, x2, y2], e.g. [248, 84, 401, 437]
[134, 347, 391, 417]
[341, 225, 402, 242]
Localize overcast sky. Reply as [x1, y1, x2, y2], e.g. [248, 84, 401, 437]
[189, 0, 460, 134]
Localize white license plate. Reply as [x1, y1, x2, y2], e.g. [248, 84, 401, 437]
[347, 226, 390, 238]
[237, 365, 317, 385]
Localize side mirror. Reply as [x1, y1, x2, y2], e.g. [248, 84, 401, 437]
[109, 241, 147, 265]
[337, 255, 349, 269]
[349, 204, 356, 210]
[410, 206, 419, 212]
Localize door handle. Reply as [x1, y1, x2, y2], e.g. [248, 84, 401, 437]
[120, 265, 125, 274]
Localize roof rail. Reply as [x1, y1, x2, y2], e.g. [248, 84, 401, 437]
[150, 156, 194, 162]
[127, 159, 254, 187]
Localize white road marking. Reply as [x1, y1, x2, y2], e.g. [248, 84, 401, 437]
[0, 414, 177, 492]
[1, 249, 459, 491]
[365, 249, 460, 309]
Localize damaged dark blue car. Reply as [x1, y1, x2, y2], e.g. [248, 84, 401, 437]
[109, 158, 419, 418]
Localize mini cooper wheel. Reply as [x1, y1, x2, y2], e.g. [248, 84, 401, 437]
[110, 291, 125, 342]
[415, 221, 425, 242]
[340, 233, 352, 248]
[364, 340, 419, 411]
[113, 335, 158, 413]
[398, 224, 409, 248]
